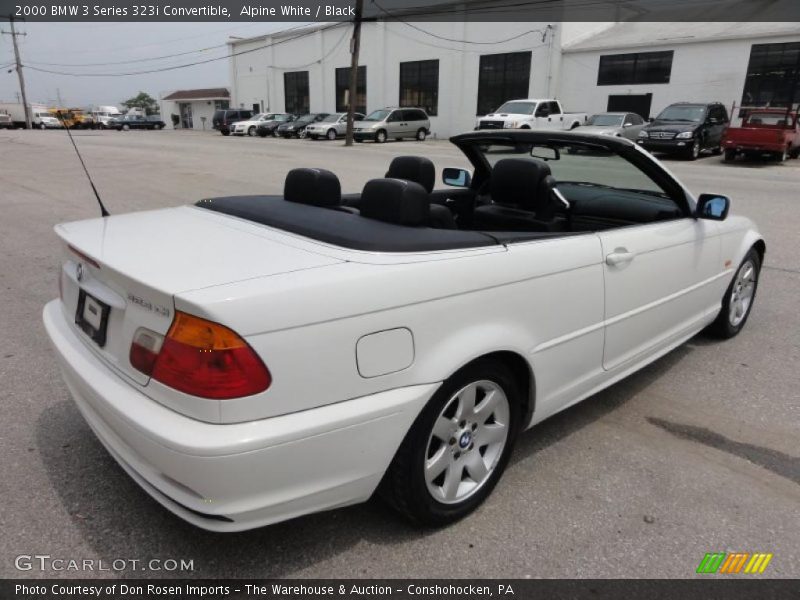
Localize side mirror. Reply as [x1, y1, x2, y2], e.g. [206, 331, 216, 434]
[696, 194, 730, 221]
[623, 122, 632, 127]
[443, 167, 471, 187]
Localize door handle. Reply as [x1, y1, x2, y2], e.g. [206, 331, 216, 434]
[606, 249, 636, 266]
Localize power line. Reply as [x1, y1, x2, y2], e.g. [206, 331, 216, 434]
[23, 23, 313, 67]
[23, 23, 345, 77]
[372, 0, 549, 44]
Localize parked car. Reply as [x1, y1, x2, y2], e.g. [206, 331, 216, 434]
[354, 108, 431, 143]
[276, 113, 330, 138]
[230, 113, 282, 137]
[44, 129, 764, 531]
[212, 109, 253, 136]
[576, 112, 646, 140]
[255, 114, 296, 137]
[305, 112, 365, 140]
[722, 109, 800, 162]
[0, 113, 12, 129]
[113, 115, 165, 131]
[637, 102, 729, 160]
[476, 99, 587, 131]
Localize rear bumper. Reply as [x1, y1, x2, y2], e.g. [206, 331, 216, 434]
[723, 140, 784, 152]
[43, 300, 436, 531]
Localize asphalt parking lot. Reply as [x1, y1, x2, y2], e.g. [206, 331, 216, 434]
[1, 128, 798, 579]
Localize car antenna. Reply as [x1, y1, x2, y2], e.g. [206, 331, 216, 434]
[57, 110, 110, 217]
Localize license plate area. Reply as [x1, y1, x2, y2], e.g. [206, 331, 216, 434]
[76, 289, 111, 347]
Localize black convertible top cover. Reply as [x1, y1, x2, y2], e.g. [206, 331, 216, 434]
[195, 195, 499, 252]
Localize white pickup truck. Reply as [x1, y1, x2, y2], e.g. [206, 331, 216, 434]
[476, 99, 587, 131]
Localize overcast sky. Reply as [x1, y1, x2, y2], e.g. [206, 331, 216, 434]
[0, 22, 302, 107]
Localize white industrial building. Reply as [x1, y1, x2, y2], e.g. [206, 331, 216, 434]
[160, 87, 231, 130]
[227, 21, 800, 137]
[559, 22, 800, 121]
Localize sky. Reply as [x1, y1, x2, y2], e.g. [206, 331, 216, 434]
[0, 22, 301, 107]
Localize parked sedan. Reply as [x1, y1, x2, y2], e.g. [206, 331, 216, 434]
[44, 130, 764, 531]
[305, 112, 365, 140]
[114, 115, 166, 131]
[276, 113, 330, 138]
[255, 114, 296, 137]
[230, 113, 281, 137]
[576, 112, 646, 140]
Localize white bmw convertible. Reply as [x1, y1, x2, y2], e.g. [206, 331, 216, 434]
[44, 131, 764, 531]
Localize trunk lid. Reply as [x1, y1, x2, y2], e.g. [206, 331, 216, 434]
[56, 205, 343, 387]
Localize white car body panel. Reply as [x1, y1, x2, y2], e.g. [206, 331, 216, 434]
[43, 133, 764, 530]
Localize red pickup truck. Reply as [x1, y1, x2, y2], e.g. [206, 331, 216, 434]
[722, 109, 800, 162]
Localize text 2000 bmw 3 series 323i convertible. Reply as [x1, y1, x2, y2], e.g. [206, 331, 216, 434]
[43, 131, 764, 531]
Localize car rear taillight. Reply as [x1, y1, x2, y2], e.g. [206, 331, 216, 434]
[130, 312, 271, 399]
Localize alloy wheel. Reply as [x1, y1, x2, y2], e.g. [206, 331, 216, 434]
[729, 259, 756, 327]
[424, 380, 510, 504]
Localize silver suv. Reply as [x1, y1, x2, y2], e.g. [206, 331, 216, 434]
[305, 112, 365, 140]
[354, 108, 431, 143]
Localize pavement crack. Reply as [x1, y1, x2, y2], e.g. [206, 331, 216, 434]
[763, 265, 800, 275]
[647, 417, 800, 485]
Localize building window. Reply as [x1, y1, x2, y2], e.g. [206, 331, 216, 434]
[597, 51, 674, 85]
[477, 51, 532, 116]
[284, 71, 310, 114]
[742, 42, 800, 108]
[214, 100, 229, 110]
[335, 66, 367, 114]
[399, 59, 439, 116]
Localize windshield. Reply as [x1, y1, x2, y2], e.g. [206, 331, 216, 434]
[364, 110, 391, 121]
[494, 102, 537, 115]
[587, 114, 624, 127]
[475, 141, 671, 201]
[319, 114, 343, 123]
[656, 106, 706, 122]
[294, 114, 315, 124]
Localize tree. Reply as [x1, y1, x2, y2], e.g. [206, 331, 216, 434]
[121, 92, 159, 116]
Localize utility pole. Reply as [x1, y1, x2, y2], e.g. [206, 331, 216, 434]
[2, 16, 32, 129]
[344, 0, 363, 146]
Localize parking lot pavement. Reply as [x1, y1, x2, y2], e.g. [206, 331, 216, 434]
[1, 129, 798, 579]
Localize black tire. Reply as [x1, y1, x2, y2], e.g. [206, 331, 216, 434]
[416, 128, 427, 141]
[221, 129, 230, 136]
[790, 146, 800, 159]
[122, 124, 130, 131]
[326, 128, 337, 141]
[39, 123, 46, 130]
[775, 147, 788, 162]
[707, 248, 761, 339]
[247, 126, 256, 137]
[257, 129, 268, 138]
[724, 149, 736, 162]
[686, 138, 700, 160]
[355, 138, 363, 143]
[379, 358, 521, 526]
[711, 143, 722, 155]
[375, 129, 387, 143]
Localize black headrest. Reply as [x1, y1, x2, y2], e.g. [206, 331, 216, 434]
[284, 168, 341, 207]
[385, 156, 436, 193]
[360, 178, 429, 226]
[490, 158, 552, 208]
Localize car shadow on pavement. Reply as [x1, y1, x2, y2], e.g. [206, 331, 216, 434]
[36, 342, 694, 578]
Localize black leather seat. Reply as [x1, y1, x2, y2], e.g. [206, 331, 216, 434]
[386, 156, 436, 193]
[385, 156, 457, 229]
[473, 158, 564, 232]
[360, 178, 430, 226]
[284, 168, 357, 214]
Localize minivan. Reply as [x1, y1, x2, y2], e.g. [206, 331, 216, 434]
[354, 108, 431, 143]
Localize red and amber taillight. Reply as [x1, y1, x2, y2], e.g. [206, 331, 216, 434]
[130, 311, 271, 399]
